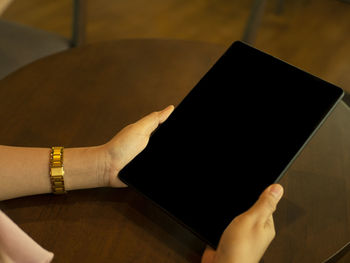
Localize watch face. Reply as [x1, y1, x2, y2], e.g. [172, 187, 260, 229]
[119, 41, 344, 248]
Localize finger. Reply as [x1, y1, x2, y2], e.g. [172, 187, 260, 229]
[134, 105, 174, 136]
[159, 105, 175, 123]
[201, 246, 216, 263]
[247, 184, 283, 222]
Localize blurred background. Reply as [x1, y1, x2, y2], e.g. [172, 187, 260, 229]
[1, 0, 350, 92]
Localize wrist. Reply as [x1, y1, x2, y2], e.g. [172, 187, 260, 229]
[64, 145, 109, 190]
[101, 141, 128, 188]
[96, 143, 111, 187]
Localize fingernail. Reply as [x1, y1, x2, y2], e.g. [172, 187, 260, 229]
[269, 184, 283, 199]
[159, 105, 174, 122]
[162, 105, 174, 113]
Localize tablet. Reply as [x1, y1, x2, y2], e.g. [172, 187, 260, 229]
[119, 41, 344, 248]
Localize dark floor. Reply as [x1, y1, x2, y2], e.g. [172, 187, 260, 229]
[3, 0, 350, 92]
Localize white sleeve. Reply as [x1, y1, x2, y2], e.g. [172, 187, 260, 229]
[0, 210, 54, 263]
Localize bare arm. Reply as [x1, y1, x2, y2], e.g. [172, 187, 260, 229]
[0, 145, 106, 201]
[0, 105, 174, 201]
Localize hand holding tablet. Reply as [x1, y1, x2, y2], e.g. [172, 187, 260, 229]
[201, 184, 284, 263]
[102, 105, 175, 187]
[103, 105, 284, 262]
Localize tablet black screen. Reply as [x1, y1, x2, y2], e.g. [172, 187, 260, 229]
[119, 41, 343, 248]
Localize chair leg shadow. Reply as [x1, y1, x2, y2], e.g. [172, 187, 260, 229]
[342, 92, 350, 108]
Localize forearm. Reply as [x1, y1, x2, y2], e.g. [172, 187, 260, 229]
[0, 145, 107, 201]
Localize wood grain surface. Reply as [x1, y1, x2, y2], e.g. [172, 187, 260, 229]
[0, 39, 349, 262]
[3, 0, 350, 95]
[0, 39, 224, 263]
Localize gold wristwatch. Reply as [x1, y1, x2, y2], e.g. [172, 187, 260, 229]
[50, 146, 66, 194]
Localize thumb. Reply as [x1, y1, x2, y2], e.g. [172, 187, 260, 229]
[201, 246, 216, 263]
[158, 105, 175, 124]
[134, 105, 174, 136]
[247, 184, 283, 221]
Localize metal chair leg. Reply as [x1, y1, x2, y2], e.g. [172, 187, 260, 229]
[71, 0, 86, 47]
[342, 92, 350, 108]
[242, 0, 267, 45]
[276, 0, 285, 14]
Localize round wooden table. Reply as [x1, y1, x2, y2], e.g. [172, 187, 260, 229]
[0, 39, 349, 263]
